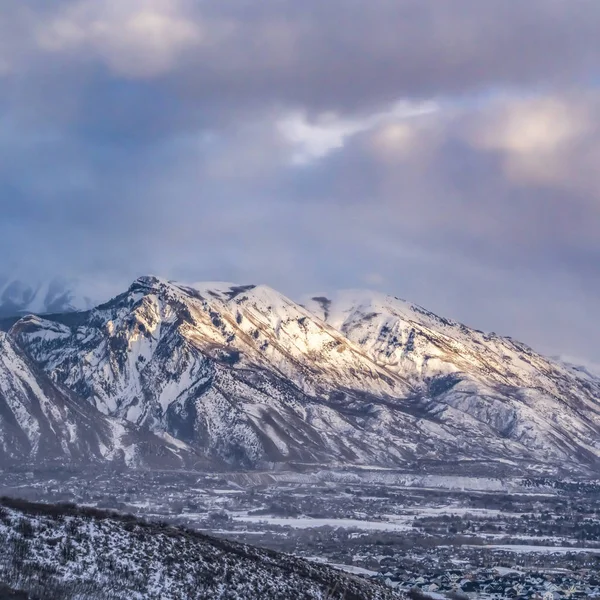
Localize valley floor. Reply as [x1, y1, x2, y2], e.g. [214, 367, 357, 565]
[1, 467, 600, 599]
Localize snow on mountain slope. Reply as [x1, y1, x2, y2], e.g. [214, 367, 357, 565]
[305, 290, 600, 471]
[181, 280, 412, 397]
[10, 278, 426, 467]
[9, 277, 600, 473]
[305, 290, 583, 387]
[558, 356, 600, 381]
[0, 330, 200, 469]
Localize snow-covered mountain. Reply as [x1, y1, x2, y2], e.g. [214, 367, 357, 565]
[0, 330, 201, 469]
[305, 291, 600, 468]
[0, 276, 95, 318]
[7, 276, 600, 474]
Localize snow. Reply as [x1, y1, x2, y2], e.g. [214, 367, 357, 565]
[230, 514, 413, 532]
[304, 556, 380, 577]
[184, 281, 241, 296]
[0, 332, 194, 468]
[0, 334, 43, 446]
[0, 499, 396, 600]
[156, 431, 193, 451]
[475, 544, 600, 555]
[558, 356, 600, 379]
[9, 275, 600, 473]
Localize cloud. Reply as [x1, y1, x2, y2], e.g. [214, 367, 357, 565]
[36, 0, 202, 77]
[469, 96, 593, 185]
[0, 1, 598, 106]
[0, 1, 599, 363]
[277, 101, 437, 164]
[476, 98, 585, 155]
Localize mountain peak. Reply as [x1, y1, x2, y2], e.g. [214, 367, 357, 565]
[6, 277, 600, 474]
[304, 289, 460, 335]
[128, 274, 172, 293]
[182, 281, 258, 301]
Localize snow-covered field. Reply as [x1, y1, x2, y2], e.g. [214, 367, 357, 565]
[230, 514, 414, 531]
[477, 544, 600, 555]
[227, 504, 533, 532]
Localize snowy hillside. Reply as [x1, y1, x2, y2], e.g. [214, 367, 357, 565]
[0, 330, 202, 469]
[7, 276, 600, 473]
[0, 497, 398, 600]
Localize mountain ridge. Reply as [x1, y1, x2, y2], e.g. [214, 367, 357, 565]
[3, 275, 600, 474]
[0, 327, 207, 469]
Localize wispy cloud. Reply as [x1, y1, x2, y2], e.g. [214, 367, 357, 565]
[278, 100, 437, 164]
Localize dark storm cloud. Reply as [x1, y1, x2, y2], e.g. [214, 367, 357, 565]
[0, 0, 599, 361]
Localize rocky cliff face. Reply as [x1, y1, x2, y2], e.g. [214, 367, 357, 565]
[0, 329, 201, 469]
[6, 276, 600, 474]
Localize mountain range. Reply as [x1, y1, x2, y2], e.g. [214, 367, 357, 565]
[1, 275, 599, 475]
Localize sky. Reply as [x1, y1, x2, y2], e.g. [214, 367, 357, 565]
[1, 0, 600, 363]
